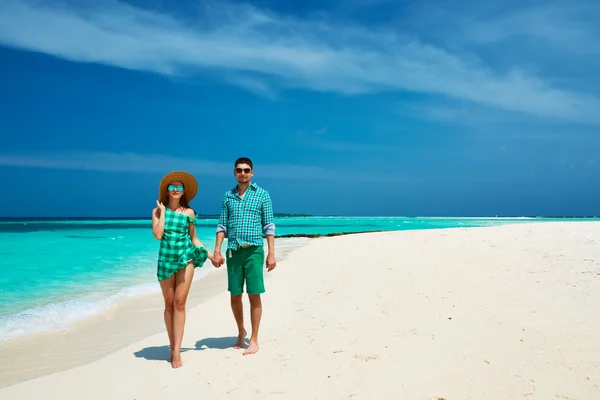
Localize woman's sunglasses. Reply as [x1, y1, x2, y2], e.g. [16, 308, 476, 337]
[168, 185, 183, 192]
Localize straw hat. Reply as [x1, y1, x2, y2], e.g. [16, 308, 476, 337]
[158, 171, 198, 204]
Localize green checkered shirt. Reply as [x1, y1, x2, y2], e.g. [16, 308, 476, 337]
[217, 182, 275, 250]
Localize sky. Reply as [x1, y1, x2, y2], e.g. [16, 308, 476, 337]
[0, 0, 599, 217]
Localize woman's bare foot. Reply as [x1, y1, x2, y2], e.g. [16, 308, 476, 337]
[234, 330, 247, 349]
[168, 342, 174, 362]
[171, 351, 183, 368]
[243, 340, 259, 355]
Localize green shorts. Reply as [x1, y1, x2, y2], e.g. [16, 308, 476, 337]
[226, 245, 265, 295]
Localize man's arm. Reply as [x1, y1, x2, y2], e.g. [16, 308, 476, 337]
[261, 192, 276, 271]
[261, 192, 275, 237]
[265, 234, 275, 259]
[214, 195, 229, 265]
[214, 231, 225, 253]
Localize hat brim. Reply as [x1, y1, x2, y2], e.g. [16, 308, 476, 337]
[158, 171, 198, 205]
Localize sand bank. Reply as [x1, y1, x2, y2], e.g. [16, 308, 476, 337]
[1, 222, 599, 399]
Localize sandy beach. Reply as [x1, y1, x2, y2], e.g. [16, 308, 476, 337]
[1, 221, 599, 399]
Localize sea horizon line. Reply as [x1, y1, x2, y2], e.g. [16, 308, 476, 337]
[1, 215, 599, 221]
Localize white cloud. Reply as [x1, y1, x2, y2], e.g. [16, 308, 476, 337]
[461, 2, 599, 53]
[0, 151, 410, 182]
[398, 1, 598, 45]
[0, 0, 599, 124]
[222, 74, 278, 100]
[309, 140, 397, 153]
[0, 151, 320, 178]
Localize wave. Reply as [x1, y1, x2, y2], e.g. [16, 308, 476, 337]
[0, 269, 215, 341]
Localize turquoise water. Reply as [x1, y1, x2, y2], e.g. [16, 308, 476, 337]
[0, 216, 595, 340]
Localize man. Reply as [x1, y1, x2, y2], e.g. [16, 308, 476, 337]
[212, 157, 276, 355]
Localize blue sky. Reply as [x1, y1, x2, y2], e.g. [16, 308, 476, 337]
[0, 0, 599, 217]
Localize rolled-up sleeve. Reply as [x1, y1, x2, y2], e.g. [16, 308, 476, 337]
[261, 192, 275, 236]
[216, 195, 229, 237]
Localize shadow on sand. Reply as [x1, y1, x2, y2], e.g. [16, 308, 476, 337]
[195, 336, 249, 350]
[133, 337, 249, 361]
[133, 345, 194, 362]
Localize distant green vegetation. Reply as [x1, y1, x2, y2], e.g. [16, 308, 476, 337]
[275, 230, 387, 238]
[187, 213, 315, 219]
[273, 213, 313, 217]
[191, 213, 314, 219]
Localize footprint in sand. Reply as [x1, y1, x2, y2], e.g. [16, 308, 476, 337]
[354, 353, 379, 362]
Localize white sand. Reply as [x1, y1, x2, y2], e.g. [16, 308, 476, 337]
[1, 222, 599, 399]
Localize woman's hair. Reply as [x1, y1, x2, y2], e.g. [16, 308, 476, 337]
[179, 192, 190, 209]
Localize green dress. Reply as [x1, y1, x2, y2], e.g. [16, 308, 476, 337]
[157, 208, 208, 281]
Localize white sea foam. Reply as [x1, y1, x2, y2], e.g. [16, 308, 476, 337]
[0, 239, 307, 342]
[0, 268, 217, 341]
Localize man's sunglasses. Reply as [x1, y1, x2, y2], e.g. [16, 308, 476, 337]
[235, 168, 252, 174]
[168, 185, 183, 192]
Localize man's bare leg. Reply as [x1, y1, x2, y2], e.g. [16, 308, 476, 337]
[244, 294, 262, 355]
[231, 294, 246, 348]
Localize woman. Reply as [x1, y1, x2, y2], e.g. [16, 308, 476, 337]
[152, 170, 216, 368]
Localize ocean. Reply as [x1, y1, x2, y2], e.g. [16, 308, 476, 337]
[0, 216, 595, 341]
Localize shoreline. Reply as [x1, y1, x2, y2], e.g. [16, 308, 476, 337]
[273, 217, 600, 239]
[3, 218, 551, 342]
[0, 267, 226, 388]
[275, 230, 389, 238]
[273, 220, 538, 238]
[0, 237, 308, 388]
[2, 221, 599, 399]
[3, 215, 600, 221]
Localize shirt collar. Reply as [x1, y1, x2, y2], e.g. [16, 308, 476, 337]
[232, 182, 257, 194]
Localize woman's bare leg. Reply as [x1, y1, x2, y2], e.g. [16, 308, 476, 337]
[159, 275, 176, 361]
[171, 263, 195, 368]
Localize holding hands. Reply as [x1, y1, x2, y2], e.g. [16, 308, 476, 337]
[208, 251, 275, 271]
[210, 251, 225, 268]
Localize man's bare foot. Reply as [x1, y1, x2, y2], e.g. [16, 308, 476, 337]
[171, 352, 183, 368]
[243, 340, 259, 355]
[234, 330, 247, 349]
